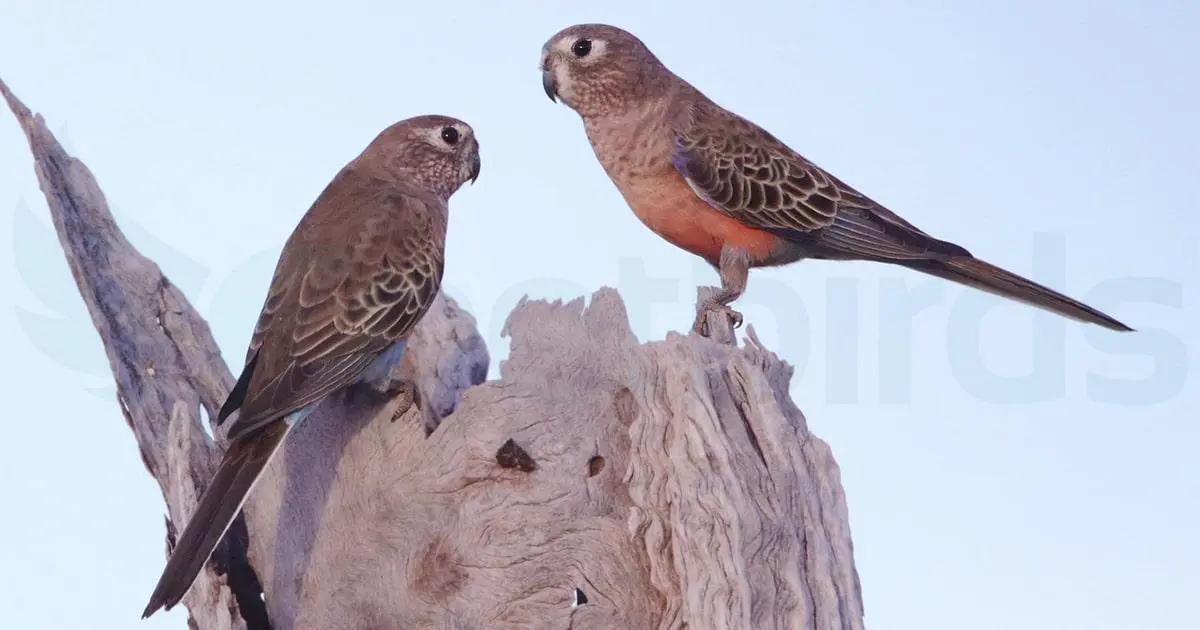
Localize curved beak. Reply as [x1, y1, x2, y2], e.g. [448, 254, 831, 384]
[542, 70, 558, 103]
[468, 147, 481, 184]
[540, 48, 559, 103]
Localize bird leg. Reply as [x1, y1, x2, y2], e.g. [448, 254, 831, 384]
[347, 375, 420, 422]
[384, 379, 420, 423]
[692, 245, 751, 338]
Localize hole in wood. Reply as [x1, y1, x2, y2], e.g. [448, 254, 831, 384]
[573, 587, 588, 606]
[495, 438, 537, 472]
[587, 455, 605, 477]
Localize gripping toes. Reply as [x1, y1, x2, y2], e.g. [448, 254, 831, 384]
[385, 379, 419, 422]
[348, 376, 419, 419]
[691, 299, 744, 337]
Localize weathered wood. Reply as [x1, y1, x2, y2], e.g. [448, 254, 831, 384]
[4, 77, 864, 630]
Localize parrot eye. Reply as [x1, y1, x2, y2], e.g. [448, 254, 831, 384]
[440, 127, 460, 145]
[572, 39, 592, 58]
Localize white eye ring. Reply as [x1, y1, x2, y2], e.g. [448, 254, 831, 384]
[556, 37, 606, 63]
[419, 124, 468, 150]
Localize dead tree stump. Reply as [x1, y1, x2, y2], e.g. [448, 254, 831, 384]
[3, 78, 864, 630]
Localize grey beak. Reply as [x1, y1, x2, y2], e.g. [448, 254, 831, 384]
[542, 70, 558, 103]
[469, 150, 481, 184]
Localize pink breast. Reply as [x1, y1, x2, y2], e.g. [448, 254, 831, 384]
[622, 171, 780, 265]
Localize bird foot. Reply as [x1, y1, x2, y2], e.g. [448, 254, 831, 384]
[691, 300, 743, 338]
[349, 377, 420, 422]
[386, 380, 420, 423]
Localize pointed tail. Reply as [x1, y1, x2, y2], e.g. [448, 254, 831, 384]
[901, 256, 1134, 332]
[142, 421, 291, 618]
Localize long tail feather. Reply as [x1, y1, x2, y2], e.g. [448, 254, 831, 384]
[902, 256, 1133, 332]
[142, 421, 292, 617]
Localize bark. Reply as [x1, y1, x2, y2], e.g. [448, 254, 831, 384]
[4, 78, 864, 630]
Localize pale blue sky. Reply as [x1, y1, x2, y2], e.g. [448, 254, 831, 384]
[1, 1, 1196, 628]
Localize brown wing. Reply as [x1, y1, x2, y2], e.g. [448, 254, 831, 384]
[221, 171, 445, 442]
[670, 99, 969, 261]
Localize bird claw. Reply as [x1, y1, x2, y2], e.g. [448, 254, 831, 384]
[378, 379, 420, 422]
[380, 378, 415, 401]
[349, 377, 419, 421]
[691, 301, 744, 338]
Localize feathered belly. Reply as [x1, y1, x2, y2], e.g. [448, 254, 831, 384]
[619, 171, 781, 266]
